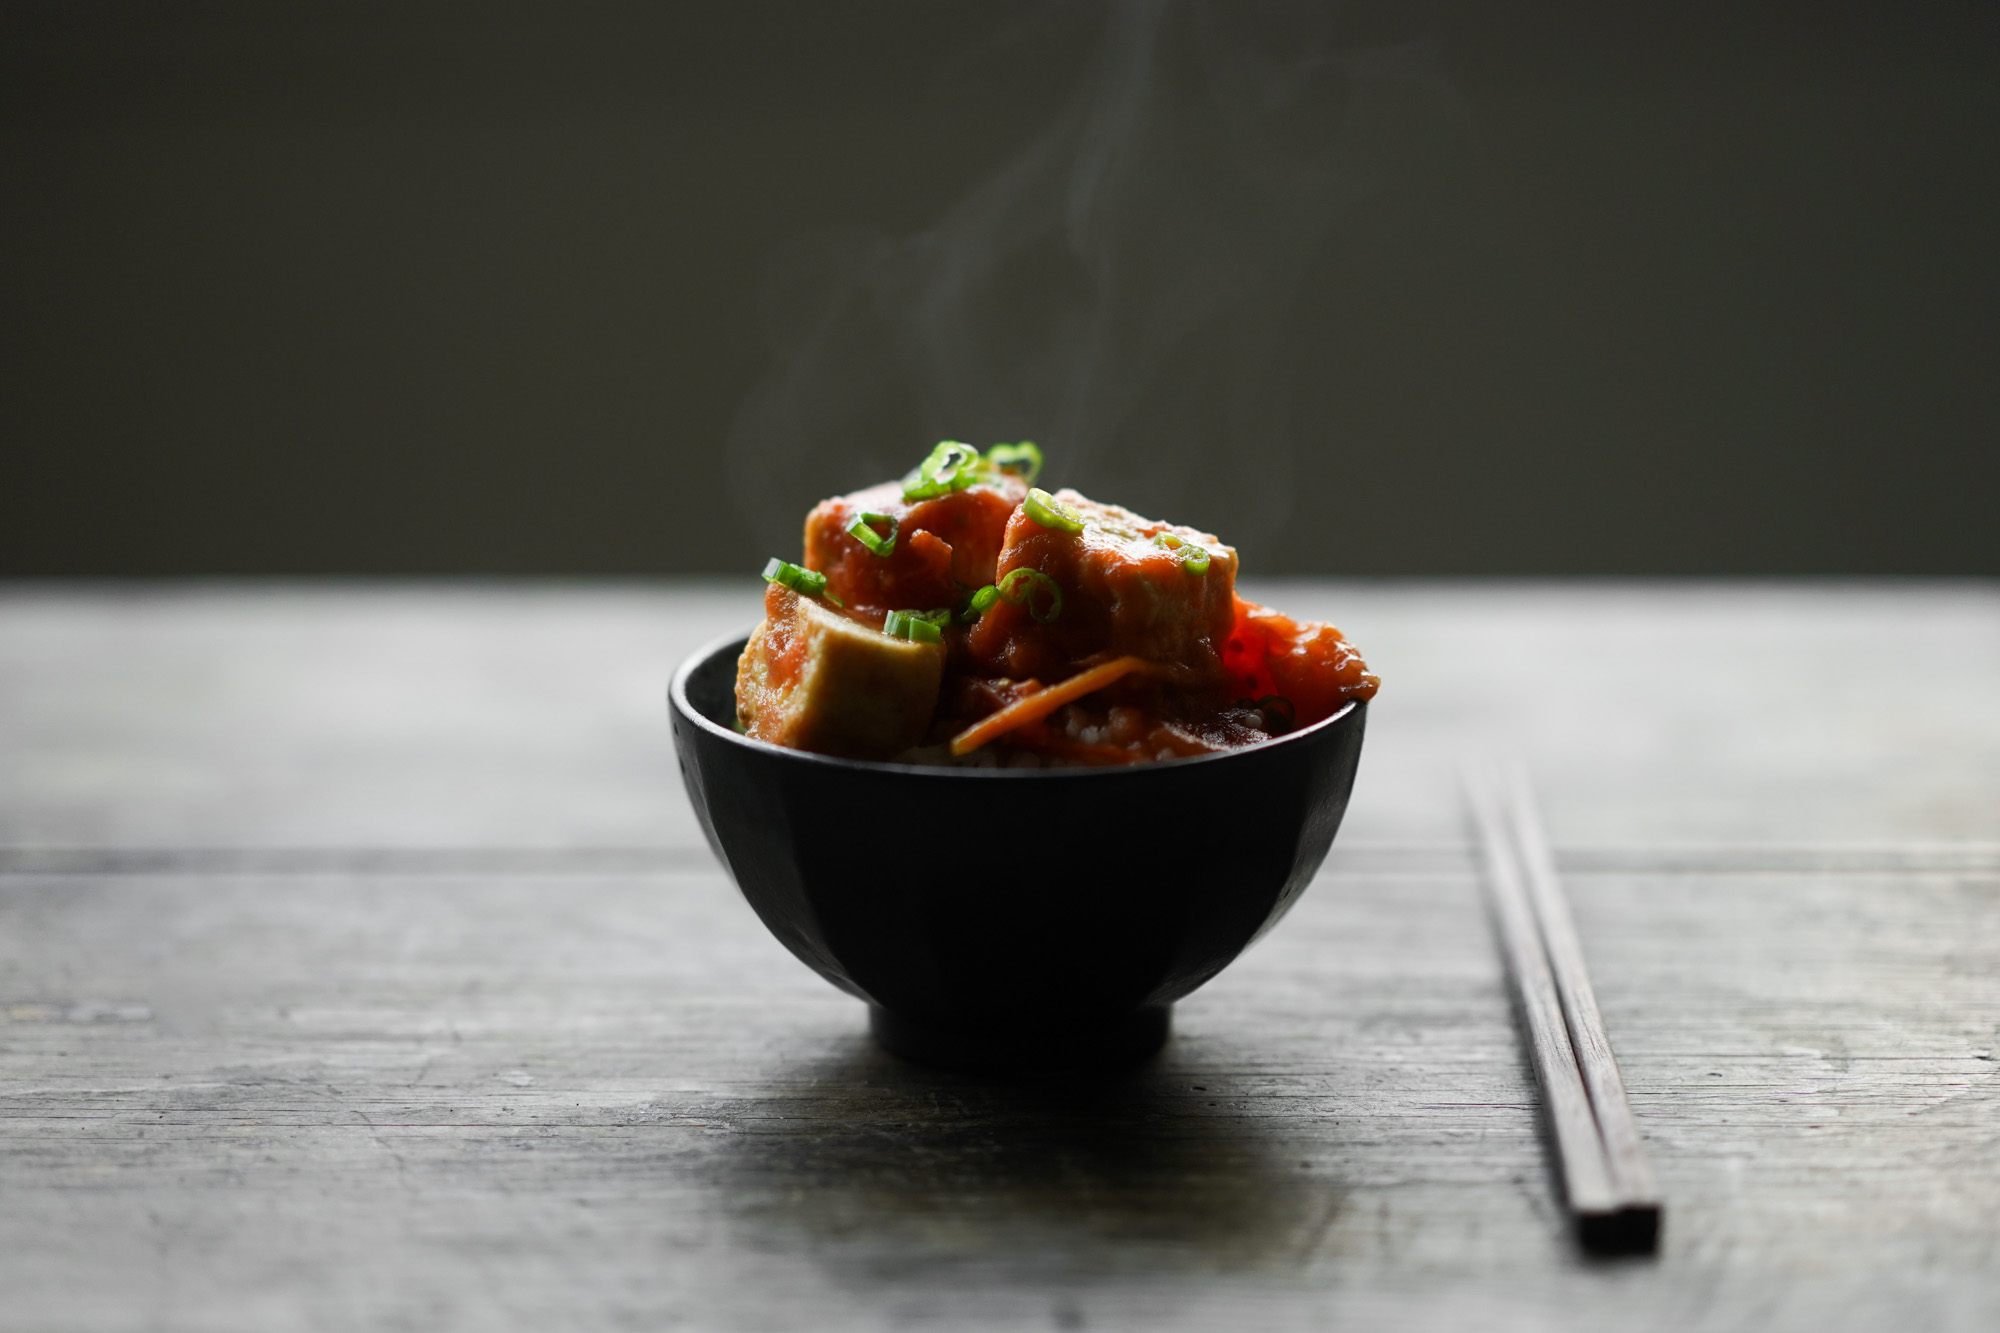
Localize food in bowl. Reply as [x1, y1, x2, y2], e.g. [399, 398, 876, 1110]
[735, 442, 1378, 765]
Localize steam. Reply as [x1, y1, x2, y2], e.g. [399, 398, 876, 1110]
[728, 1, 1459, 560]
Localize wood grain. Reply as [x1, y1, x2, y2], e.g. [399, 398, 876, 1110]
[1, 583, 1996, 1330]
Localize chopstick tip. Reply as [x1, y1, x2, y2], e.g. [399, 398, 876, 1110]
[1578, 1203, 1662, 1257]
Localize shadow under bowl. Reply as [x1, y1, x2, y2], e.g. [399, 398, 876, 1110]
[670, 632, 1367, 1074]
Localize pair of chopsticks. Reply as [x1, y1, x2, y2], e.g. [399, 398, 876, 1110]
[1463, 760, 1662, 1255]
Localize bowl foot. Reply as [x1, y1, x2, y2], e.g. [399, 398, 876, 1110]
[868, 1004, 1170, 1075]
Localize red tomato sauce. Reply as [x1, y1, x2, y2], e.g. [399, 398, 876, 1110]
[745, 453, 1378, 765]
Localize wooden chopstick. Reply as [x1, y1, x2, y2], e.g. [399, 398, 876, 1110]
[1500, 764, 1662, 1221]
[1463, 760, 1663, 1254]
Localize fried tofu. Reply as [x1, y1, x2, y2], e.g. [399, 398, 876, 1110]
[964, 489, 1239, 686]
[803, 476, 1027, 618]
[735, 584, 945, 760]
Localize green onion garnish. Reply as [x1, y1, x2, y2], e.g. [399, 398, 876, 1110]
[882, 609, 945, 644]
[1023, 487, 1085, 534]
[901, 441, 982, 501]
[997, 567, 1063, 624]
[1153, 531, 1209, 575]
[846, 511, 898, 557]
[762, 557, 829, 598]
[986, 441, 1043, 484]
[956, 584, 1001, 623]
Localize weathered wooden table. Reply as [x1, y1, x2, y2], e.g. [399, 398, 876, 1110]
[3, 583, 1995, 1331]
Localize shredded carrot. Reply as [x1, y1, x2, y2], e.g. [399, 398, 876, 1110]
[949, 656, 1150, 757]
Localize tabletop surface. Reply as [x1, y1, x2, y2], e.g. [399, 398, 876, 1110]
[2, 581, 1996, 1332]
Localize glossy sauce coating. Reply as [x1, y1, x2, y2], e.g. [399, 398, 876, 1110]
[804, 477, 1027, 623]
[745, 461, 1377, 765]
[1223, 597, 1380, 726]
[963, 490, 1238, 689]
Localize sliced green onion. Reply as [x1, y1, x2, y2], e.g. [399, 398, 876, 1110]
[986, 441, 1043, 484]
[882, 609, 944, 644]
[762, 557, 829, 598]
[1153, 531, 1209, 575]
[997, 567, 1063, 624]
[846, 510, 898, 557]
[901, 440, 982, 501]
[1023, 487, 1085, 534]
[956, 584, 1001, 623]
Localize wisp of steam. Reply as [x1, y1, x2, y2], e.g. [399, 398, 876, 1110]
[728, 0, 1460, 561]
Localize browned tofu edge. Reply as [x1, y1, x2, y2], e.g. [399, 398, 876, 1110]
[735, 591, 945, 760]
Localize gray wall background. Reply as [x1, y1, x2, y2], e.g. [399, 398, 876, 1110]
[4, 1, 1996, 576]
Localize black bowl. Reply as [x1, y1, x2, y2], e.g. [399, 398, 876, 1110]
[670, 631, 1367, 1074]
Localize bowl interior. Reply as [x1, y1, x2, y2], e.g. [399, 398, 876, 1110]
[679, 635, 741, 732]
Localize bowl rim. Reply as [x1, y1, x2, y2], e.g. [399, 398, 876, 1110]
[670, 626, 1362, 780]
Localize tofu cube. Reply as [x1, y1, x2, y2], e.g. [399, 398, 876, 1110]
[735, 584, 945, 760]
[964, 489, 1239, 686]
[803, 476, 1026, 617]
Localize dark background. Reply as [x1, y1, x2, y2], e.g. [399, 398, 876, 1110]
[4, 1, 1996, 577]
